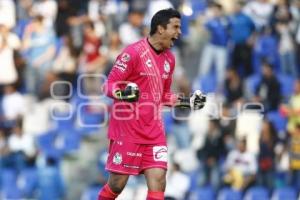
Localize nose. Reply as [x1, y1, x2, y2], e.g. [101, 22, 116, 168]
[178, 28, 182, 36]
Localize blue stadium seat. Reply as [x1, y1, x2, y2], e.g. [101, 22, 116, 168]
[20, 167, 39, 198]
[276, 74, 295, 100]
[245, 74, 261, 97]
[217, 188, 242, 200]
[36, 130, 64, 161]
[57, 129, 81, 153]
[187, 170, 200, 192]
[193, 73, 217, 94]
[253, 34, 280, 73]
[196, 186, 215, 200]
[244, 186, 269, 200]
[1, 168, 22, 199]
[163, 111, 173, 134]
[81, 186, 101, 200]
[52, 112, 75, 131]
[77, 105, 104, 136]
[37, 165, 65, 200]
[14, 19, 30, 38]
[271, 187, 297, 200]
[266, 111, 287, 136]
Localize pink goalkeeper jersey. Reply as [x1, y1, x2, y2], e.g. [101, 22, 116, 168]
[104, 38, 177, 144]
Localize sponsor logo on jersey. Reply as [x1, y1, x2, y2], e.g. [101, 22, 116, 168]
[121, 53, 130, 62]
[113, 152, 122, 165]
[140, 72, 156, 76]
[164, 61, 170, 73]
[153, 146, 167, 162]
[123, 164, 140, 169]
[162, 73, 169, 79]
[115, 60, 127, 72]
[145, 59, 152, 67]
[126, 152, 142, 157]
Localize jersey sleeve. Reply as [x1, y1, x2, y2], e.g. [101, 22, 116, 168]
[162, 53, 178, 106]
[103, 48, 137, 99]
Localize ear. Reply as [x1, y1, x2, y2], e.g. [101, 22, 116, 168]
[157, 25, 164, 34]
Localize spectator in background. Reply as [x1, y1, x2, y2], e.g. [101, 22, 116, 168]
[280, 79, 300, 134]
[223, 138, 257, 191]
[0, 24, 21, 86]
[38, 72, 59, 100]
[144, 0, 173, 27]
[0, 129, 9, 158]
[22, 15, 56, 95]
[243, 0, 273, 31]
[30, 0, 58, 28]
[224, 68, 244, 105]
[119, 8, 145, 46]
[296, 22, 300, 74]
[52, 34, 77, 86]
[101, 31, 123, 76]
[197, 120, 225, 188]
[254, 26, 279, 70]
[270, 0, 292, 33]
[16, 0, 33, 22]
[198, 2, 229, 89]
[271, 0, 298, 77]
[258, 120, 277, 189]
[2, 84, 26, 122]
[229, 1, 256, 77]
[0, 0, 16, 29]
[288, 123, 300, 191]
[276, 21, 297, 77]
[87, 0, 106, 38]
[293, 0, 300, 70]
[78, 21, 107, 96]
[274, 141, 290, 187]
[4, 118, 36, 171]
[79, 21, 106, 73]
[171, 76, 192, 149]
[64, 0, 89, 49]
[55, 0, 76, 37]
[219, 103, 236, 155]
[165, 162, 191, 200]
[254, 61, 281, 112]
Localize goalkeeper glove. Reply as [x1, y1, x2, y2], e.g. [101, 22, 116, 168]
[114, 83, 139, 102]
[178, 90, 206, 110]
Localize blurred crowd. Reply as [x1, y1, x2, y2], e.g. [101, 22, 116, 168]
[0, 0, 300, 199]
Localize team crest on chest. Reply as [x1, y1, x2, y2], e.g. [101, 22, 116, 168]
[145, 59, 152, 67]
[164, 61, 170, 73]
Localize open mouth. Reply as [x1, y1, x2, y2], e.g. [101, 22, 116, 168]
[170, 37, 177, 46]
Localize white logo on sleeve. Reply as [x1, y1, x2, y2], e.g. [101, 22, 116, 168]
[121, 53, 131, 62]
[153, 146, 168, 162]
[115, 60, 127, 71]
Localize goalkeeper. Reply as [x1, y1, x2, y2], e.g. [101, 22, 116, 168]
[98, 8, 206, 200]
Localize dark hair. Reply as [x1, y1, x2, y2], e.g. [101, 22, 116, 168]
[209, 2, 223, 10]
[150, 8, 181, 36]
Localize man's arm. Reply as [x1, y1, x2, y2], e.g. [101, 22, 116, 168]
[104, 50, 136, 100]
[161, 75, 206, 110]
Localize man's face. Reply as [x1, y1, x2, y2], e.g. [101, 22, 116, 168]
[160, 17, 181, 49]
[237, 140, 246, 152]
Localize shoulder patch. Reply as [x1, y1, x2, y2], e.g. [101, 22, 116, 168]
[121, 53, 130, 62]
